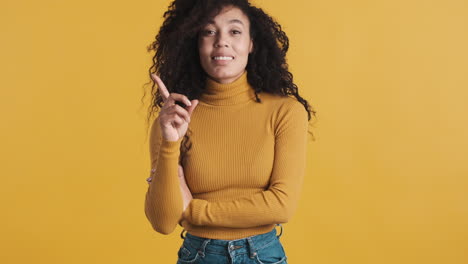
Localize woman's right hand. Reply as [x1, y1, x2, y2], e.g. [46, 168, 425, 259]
[151, 74, 199, 142]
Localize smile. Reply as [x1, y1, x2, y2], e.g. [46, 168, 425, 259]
[212, 56, 234, 60]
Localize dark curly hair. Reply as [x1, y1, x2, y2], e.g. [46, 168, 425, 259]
[142, 0, 317, 163]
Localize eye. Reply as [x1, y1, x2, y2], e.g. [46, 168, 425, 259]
[232, 30, 241, 35]
[202, 29, 216, 36]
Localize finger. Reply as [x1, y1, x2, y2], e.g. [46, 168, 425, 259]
[168, 93, 192, 108]
[160, 111, 185, 128]
[187, 99, 199, 116]
[168, 114, 185, 127]
[178, 173, 191, 193]
[151, 74, 170, 101]
[166, 104, 191, 122]
[178, 165, 184, 178]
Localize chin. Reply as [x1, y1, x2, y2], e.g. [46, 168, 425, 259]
[208, 69, 243, 82]
[210, 72, 231, 79]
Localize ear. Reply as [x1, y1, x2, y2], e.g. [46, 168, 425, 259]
[249, 38, 254, 53]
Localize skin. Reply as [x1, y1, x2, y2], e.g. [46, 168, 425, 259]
[198, 5, 253, 84]
[150, 5, 254, 215]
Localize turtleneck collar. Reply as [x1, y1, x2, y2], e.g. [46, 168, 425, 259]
[200, 71, 257, 106]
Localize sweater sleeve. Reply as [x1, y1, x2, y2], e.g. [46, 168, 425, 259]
[144, 116, 184, 234]
[182, 100, 309, 228]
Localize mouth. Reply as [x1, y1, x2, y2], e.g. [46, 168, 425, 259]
[211, 56, 235, 61]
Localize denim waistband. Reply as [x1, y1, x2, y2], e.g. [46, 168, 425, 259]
[181, 223, 283, 244]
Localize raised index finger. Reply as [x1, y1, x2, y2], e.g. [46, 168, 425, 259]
[151, 73, 170, 101]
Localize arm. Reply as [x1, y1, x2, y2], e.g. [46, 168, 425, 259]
[182, 100, 309, 228]
[144, 116, 184, 234]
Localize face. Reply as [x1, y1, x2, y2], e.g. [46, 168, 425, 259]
[198, 6, 253, 84]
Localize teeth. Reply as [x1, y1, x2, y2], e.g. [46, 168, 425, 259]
[213, 56, 233, 60]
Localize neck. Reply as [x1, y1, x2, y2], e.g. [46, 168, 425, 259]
[200, 71, 257, 106]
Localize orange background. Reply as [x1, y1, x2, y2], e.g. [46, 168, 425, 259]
[1, 0, 467, 263]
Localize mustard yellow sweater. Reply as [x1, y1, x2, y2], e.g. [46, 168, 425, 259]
[144, 71, 309, 240]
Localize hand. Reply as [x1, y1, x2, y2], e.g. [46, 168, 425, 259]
[178, 164, 193, 212]
[151, 74, 199, 142]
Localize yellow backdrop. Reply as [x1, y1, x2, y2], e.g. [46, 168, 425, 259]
[1, 0, 467, 263]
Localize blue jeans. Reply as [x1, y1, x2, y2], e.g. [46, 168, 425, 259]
[176, 224, 287, 264]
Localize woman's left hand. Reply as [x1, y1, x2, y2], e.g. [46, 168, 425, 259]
[178, 164, 193, 212]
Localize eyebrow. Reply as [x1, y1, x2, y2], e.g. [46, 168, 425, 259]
[207, 19, 244, 26]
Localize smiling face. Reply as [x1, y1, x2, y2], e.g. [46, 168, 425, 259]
[198, 5, 253, 84]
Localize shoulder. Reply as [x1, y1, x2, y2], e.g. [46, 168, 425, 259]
[258, 94, 308, 136]
[259, 92, 303, 108]
[259, 93, 307, 119]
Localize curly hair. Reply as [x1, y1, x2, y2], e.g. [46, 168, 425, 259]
[142, 0, 317, 162]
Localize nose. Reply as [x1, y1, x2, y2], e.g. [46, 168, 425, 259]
[214, 33, 229, 48]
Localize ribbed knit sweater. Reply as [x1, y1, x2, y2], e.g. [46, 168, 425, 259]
[144, 70, 309, 240]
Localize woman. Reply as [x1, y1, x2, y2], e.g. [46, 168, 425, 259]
[144, 0, 316, 263]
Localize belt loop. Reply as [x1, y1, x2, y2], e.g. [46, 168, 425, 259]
[197, 238, 211, 258]
[246, 237, 257, 259]
[276, 224, 283, 238]
[180, 229, 186, 239]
